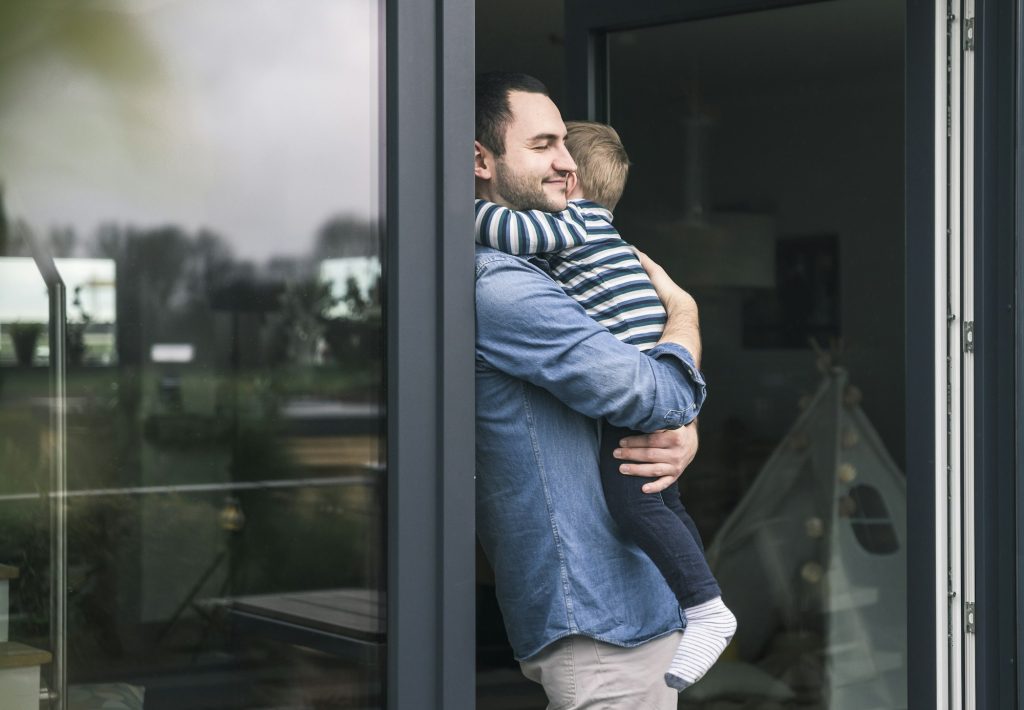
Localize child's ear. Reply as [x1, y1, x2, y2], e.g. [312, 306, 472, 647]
[566, 171, 579, 197]
[474, 140, 493, 180]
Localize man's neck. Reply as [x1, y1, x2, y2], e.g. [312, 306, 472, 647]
[475, 180, 508, 206]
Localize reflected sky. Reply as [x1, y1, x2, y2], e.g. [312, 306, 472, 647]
[0, 0, 379, 261]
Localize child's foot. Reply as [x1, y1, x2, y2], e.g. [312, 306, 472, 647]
[664, 597, 736, 691]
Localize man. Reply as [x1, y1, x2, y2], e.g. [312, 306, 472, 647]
[474, 71, 706, 708]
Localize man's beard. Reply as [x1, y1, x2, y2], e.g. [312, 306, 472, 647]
[493, 159, 566, 212]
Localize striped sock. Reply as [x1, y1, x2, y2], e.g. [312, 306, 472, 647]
[664, 597, 736, 692]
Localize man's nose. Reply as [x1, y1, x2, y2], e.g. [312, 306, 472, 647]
[553, 145, 577, 173]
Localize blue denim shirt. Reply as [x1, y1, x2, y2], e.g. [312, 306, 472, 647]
[474, 246, 707, 660]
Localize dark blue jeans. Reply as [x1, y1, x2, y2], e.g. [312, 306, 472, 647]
[600, 421, 721, 608]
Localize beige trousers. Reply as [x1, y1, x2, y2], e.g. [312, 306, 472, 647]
[519, 632, 683, 710]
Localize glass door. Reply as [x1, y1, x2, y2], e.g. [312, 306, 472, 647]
[0, 238, 68, 708]
[1, 2, 387, 707]
[566, 1, 914, 707]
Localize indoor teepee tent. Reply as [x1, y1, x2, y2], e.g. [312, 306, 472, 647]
[707, 368, 907, 710]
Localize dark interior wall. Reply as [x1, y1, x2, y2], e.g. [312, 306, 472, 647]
[612, 70, 906, 471]
[475, 0, 567, 109]
[476, 0, 906, 485]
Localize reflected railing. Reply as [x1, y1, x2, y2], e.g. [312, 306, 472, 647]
[0, 473, 381, 504]
[26, 235, 68, 710]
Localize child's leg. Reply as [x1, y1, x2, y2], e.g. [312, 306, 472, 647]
[660, 482, 705, 554]
[600, 422, 719, 606]
[600, 422, 736, 691]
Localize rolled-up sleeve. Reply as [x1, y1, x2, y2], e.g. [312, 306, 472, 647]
[475, 249, 706, 431]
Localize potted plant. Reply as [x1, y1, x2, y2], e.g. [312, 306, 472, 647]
[9, 322, 43, 366]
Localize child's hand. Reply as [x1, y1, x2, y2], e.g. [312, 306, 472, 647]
[637, 249, 701, 365]
[635, 249, 696, 314]
[612, 424, 698, 494]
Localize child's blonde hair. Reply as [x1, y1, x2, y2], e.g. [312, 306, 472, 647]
[565, 121, 630, 212]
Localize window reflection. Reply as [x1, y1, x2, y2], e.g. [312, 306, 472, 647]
[606, 2, 906, 708]
[0, 1, 385, 707]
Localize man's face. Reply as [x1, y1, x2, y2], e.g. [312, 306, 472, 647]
[481, 91, 577, 212]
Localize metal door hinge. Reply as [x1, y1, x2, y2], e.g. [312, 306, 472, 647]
[964, 17, 975, 51]
[963, 321, 975, 352]
[965, 602, 976, 633]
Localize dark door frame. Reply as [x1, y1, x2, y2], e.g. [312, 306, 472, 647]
[564, 0, 940, 707]
[974, 0, 1022, 707]
[1018, 0, 1024, 704]
[564, 0, 826, 123]
[386, 0, 475, 708]
[905, 0, 938, 706]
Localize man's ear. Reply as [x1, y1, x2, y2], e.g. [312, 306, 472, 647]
[474, 140, 494, 180]
[566, 171, 579, 198]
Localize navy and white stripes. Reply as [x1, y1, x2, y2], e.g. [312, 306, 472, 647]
[475, 199, 667, 352]
[475, 199, 589, 254]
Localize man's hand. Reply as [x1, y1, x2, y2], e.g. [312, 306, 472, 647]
[636, 250, 701, 366]
[612, 424, 699, 494]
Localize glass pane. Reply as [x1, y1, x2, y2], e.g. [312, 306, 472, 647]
[0, 0, 385, 707]
[0, 255, 55, 710]
[607, 1, 907, 707]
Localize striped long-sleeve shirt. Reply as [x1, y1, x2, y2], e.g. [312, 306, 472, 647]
[474, 198, 667, 352]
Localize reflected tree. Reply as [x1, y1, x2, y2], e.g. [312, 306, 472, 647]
[3, 218, 34, 257]
[322, 272, 381, 375]
[269, 278, 338, 366]
[66, 286, 93, 366]
[313, 215, 377, 260]
[49, 226, 77, 258]
[93, 223, 125, 261]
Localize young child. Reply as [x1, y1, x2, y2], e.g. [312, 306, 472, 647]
[474, 121, 736, 692]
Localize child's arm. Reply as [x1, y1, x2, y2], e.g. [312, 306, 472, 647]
[475, 199, 589, 255]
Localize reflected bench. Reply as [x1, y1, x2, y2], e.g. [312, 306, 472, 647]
[209, 588, 384, 665]
[0, 641, 52, 710]
[0, 564, 17, 643]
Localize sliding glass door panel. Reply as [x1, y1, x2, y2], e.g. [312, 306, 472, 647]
[0, 2, 386, 707]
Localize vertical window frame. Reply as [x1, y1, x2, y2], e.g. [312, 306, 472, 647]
[972, 0, 1020, 706]
[385, 0, 476, 708]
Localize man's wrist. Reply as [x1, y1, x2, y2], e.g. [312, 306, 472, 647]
[663, 289, 698, 318]
[660, 301, 701, 366]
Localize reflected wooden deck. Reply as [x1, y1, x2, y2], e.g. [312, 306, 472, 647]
[282, 436, 382, 468]
[0, 641, 51, 670]
[216, 588, 384, 662]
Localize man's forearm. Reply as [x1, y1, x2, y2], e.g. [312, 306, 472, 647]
[658, 292, 701, 367]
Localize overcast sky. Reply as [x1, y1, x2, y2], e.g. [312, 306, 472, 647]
[0, 0, 379, 262]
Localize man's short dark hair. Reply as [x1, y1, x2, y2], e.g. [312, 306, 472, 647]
[476, 72, 549, 157]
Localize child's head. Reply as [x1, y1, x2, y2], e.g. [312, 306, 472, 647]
[564, 121, 630, 211]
